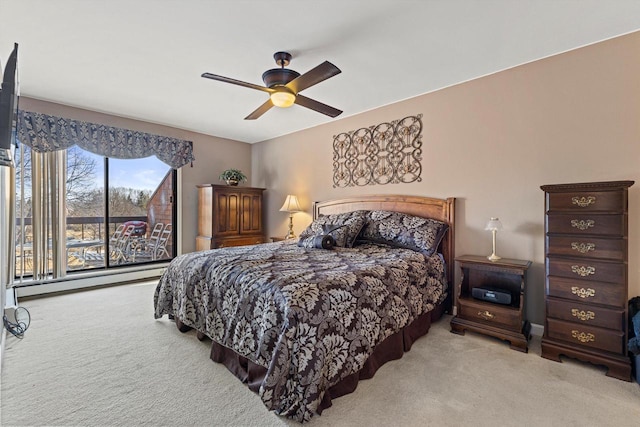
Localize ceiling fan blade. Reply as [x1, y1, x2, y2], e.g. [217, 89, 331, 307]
[201, 73, 274, 93]
[245, 99, 274, 120]
[286, 61, 341, 94]
[294, 94, 342, 118]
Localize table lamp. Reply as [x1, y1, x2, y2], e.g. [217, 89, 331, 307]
[280, 195, 302, 239]
[485, 217, 503, 261]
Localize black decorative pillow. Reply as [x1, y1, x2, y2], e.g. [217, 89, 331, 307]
[297, 224, 338, 249]
[358, 210, 448, 256]
[298, 211, 367, 248]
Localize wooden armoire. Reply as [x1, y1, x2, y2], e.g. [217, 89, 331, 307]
[196, 184, 265, 251]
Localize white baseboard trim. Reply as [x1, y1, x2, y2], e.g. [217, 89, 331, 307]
[530, 322, 544, 337]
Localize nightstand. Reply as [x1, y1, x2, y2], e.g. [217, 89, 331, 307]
[450, 255, 532, 352]
[270, 236, 287, 242]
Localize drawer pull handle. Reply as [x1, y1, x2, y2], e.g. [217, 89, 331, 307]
[571, 242, 595, 253]
[570, 219, 595, 230]
[572, 196, 596, 207]
[571, 330, 595, 343]
[477, 310, 495, 320]
[571, 265, 595, 277]
[571, 309, 595, 321]
[571, 286, 596, 298]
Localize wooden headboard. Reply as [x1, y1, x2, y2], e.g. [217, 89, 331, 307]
[314, 194, 456, 309]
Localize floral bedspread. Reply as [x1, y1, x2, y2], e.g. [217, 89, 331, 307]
[154, 241, 447, 421]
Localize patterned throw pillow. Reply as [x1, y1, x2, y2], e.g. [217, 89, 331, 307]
[358, 210, 448, 256]
[298, 211, 367, 248]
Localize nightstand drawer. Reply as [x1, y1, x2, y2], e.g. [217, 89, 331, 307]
[458, 297, 521, 331]
[546, 298, 624, 330]
[546, 214, 625, 236]
[546, 318, 624, 354]
[546, 236, 625, 261]
[547, 191, 625, 212]
[547, 258, 624, 284]
[547, 277, 626, 307]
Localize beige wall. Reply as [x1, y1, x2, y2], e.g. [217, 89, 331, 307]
[252, 31, 640, 324]
[181, 136, 252, 253]
[19, 97, 252, 254]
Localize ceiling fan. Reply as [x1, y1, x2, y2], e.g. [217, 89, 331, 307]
[201, 52, 342, 120]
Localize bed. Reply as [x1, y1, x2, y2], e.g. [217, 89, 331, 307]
[154, 194, 455, 422]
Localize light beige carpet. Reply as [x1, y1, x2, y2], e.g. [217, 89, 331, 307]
[2, 281, 639, 426]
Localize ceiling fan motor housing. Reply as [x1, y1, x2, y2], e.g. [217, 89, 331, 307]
[262, 68, 300, 88]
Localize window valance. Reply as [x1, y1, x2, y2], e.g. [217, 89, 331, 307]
[17, 110, 195, 169]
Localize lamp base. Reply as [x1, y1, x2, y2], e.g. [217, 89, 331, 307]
[284, 215, 296, 240]
[487, 253, 502, 262]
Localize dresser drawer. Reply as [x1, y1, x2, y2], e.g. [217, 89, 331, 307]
[546, 298, 624, 330]
[547, 276, 626, 307]
[458, 297, 521, 331]
[546, 214, 625, 236]
[546, 236, 625, 261]
[213, 236, 266, 249]
[546, 318, 624, 354]
[547, 258, 624, 284]
[547, 191, 625, 212]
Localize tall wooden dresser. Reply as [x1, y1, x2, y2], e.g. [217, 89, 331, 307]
[540, 180, 634, 381]
[196, 184, 265, 251]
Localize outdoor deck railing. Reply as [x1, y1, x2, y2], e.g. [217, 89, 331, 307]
[16, 216, 147, 240]
[15, 216, 149, 275]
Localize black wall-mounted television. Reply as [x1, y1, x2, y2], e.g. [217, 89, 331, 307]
[0, 43, 19, 166]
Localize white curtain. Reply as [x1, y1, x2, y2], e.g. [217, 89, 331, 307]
[0, 164, 16, 291]
[31, 150, 67, 280]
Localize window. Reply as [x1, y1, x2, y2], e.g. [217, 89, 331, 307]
[14, 145, 176, 280]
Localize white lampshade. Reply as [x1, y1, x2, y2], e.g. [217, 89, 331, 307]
[484, 217, 503, 231]
[279, 195, 302, 213]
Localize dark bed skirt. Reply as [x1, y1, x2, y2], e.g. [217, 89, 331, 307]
[208, 302, 446, 416]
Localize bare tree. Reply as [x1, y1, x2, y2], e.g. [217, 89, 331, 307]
[107, 187, 150, 216]
[15, 145, 99, 215]
[66, 146, 99, 212]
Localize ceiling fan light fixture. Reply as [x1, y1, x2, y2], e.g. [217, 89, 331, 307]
[270, 89, 296, 108]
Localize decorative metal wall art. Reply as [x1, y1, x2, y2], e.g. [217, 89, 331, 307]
[333, 114, 423, 187]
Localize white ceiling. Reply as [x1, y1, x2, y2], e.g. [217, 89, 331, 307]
[2, 1, 640, 144]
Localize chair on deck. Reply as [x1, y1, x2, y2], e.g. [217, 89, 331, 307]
[132, 222, 164, 261]
[111, 224, 136, 263]
[70, 240, 106, 268]
[80, 245, 105, 267]
[109, 224, 126, 247]
[153, 223, 172, 260]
